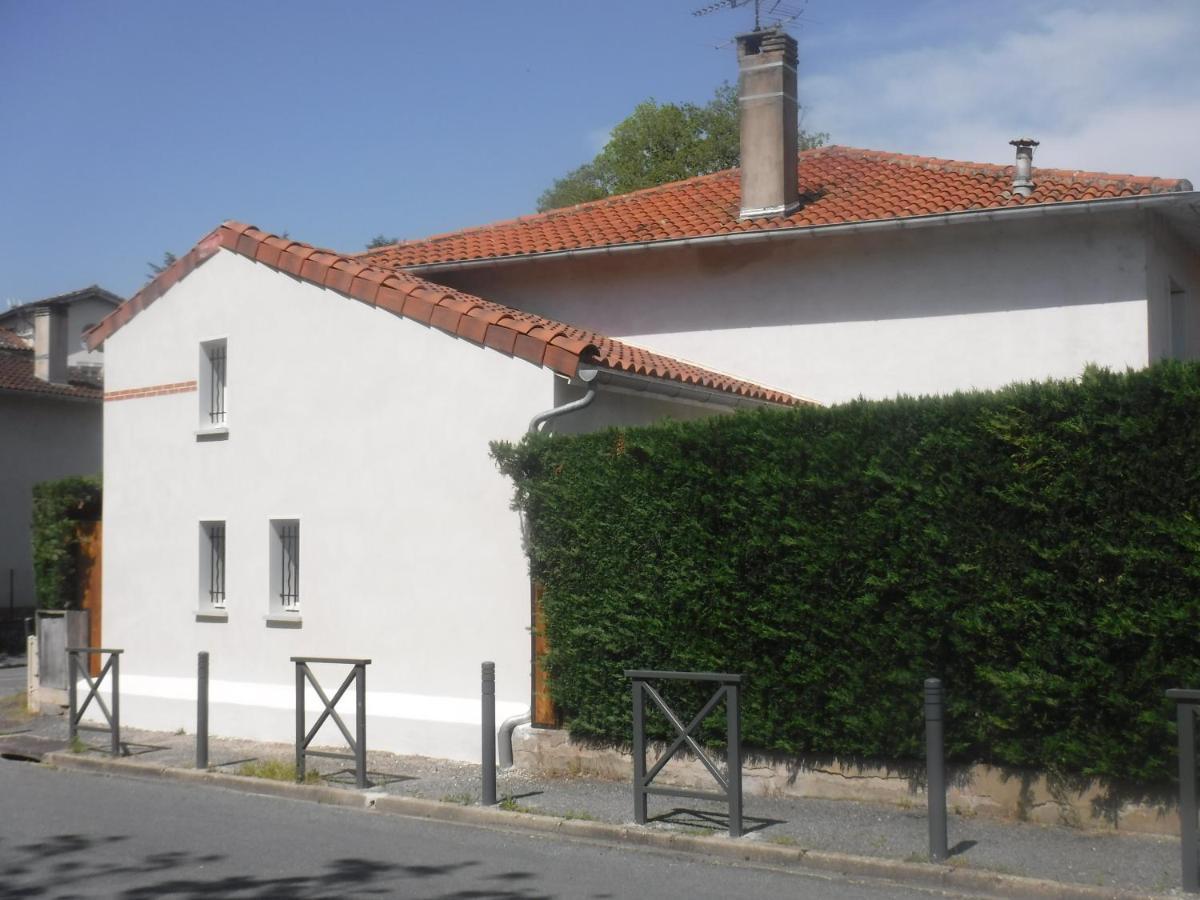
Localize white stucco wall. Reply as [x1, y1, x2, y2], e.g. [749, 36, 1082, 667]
[438, 211, 1165, 405]
[98, 249, 729, 760]
[0, 393, 101, 612]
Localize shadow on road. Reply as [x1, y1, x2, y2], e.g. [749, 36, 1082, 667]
[0, 832, 592, 899]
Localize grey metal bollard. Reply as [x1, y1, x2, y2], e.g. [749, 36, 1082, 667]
[197, 652, 209, 769]
[482, 662, 497, 806]
[67, 652, 78, 743]
[355, 663, 367, 789]
[925, 678, 948, 862]
[1169, 690, 1200, 892]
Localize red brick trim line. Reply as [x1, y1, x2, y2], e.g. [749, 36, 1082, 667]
[105, 380, 198, 402]
[84, 223, 813, 407]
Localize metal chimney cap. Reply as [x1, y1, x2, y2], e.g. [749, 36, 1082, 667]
[1009, 138, 1040, 149]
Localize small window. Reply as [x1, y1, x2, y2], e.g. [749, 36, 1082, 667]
[1170, 281, 1195, 361]
[200, 521, 226, 609]
[270, 519, 300, 613]
[199, 338, 227, 428]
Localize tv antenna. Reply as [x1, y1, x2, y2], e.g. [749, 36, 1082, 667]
[692, 0, 807, 31]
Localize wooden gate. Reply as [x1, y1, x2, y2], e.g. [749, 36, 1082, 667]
[77, 521, 103, 676]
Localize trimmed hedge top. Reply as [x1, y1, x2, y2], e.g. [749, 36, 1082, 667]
[493, 363, 1200, 783]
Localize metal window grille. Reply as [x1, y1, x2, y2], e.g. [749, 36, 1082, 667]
[207, 343, 226, 424]
[207, 523, 225, 607]
[278, 523, 299, 609]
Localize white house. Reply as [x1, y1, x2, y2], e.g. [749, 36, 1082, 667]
[84, 223, 805, 759]
[0, 285, 121, 376]
[87, 27, 1199, 762]
[364, 31, 1200, 406]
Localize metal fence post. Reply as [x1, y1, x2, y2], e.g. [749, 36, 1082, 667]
[631, 678, 647, 825]
[1170, 690, 1200, 892]
[925, 677, 948, 862]
[67, 651, 78, 743]
[726, 681, 742, 839]
[295, 661, 306, 783]
[197, 652, 209, 769]
[110, 651, 120, 757]
[482, 661, 497, 806]
[355, 662, 367, 789]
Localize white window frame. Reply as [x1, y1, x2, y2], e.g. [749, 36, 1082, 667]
[198, 337, 228, 434]
[197, 520, 227, 620]
[269, 518, 301, 616]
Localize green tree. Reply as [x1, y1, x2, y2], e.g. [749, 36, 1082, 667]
[146, 251, 177, 279]
[365, 234, 400, 250]
[537, 83, 828, 212]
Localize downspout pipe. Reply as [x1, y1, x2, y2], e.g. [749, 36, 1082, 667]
[500, 368, 600, 769]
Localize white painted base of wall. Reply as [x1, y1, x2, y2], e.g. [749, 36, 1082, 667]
[76, 676, 526, 762]
[511, 727, 1178, 837]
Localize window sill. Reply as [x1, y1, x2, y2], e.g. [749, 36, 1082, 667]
[264, 613, 302, 628]
[196, 609, 228, 622]
[196, 426, 229, 442]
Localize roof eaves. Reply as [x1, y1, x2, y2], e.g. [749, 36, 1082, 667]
[86, 222, 813, 408]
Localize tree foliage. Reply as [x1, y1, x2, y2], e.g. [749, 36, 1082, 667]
[537, 83, 828, 212]
[493, 362, 1200, 783]
[31, 476, 101, 610]
[146, 251, 178, 280]
[365, 234, 400, 250]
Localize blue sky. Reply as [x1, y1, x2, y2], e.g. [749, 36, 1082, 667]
[2, 0, 1196, 304]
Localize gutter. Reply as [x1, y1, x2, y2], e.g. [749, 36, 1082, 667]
[500, 368, 601, 769]
[584, 364, 816, 409]
[403, 191, 1200, 277]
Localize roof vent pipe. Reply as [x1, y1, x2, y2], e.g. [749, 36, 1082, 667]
[737, 28, 800, 219]
[1009, 138, 1039, 198]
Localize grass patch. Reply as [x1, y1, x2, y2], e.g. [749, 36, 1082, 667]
[237, 758, 320, 784]
[440, 792, 474, 806]
[498, 796, 535, 813]
[0, 692, 33, 723]
[68, 735, 86, 754]
[767, 834, 801, 847]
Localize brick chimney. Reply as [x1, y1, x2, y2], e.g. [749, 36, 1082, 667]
[737, 28, 799, 219]
[33, 305, 69, 384]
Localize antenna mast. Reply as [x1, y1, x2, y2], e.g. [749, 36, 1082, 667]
[692, 0, 806, 32]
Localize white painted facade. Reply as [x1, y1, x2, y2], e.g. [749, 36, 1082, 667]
[436, 208, 1200, 405]
[98, 250, 729, 758]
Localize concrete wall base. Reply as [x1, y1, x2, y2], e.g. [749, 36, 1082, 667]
[511, 726, 1179, 837]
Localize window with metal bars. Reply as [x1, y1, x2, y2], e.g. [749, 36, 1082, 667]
[271, 520, 300, 611]
[205, 341, 227, 425]
[201, 521, 226, 608]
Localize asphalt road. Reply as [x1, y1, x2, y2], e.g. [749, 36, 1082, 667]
[0, 760, 973, 899]
[0, 664, 25, 698]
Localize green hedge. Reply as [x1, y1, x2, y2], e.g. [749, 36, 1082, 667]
[492, 363, 1200, 783]
[31, 475, 101, 610]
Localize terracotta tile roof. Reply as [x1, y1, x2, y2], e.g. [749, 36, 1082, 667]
[0, 327, 29, 350]
[0, 346, 102, 401]
[85, 223, 812, 408]
[360, 145, 1194, 269]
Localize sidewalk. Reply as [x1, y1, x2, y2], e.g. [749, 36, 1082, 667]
[0, 707, 1182, 898]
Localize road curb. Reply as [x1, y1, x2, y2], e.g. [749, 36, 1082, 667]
[41, 752, 1160, 900]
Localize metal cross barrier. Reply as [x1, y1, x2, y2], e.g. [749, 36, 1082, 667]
[925, 678, 948, 862]
[292, 657, 370, 788]
[1168, 689, 1200, 892]
[67, 647, 122, 757]
[626, 669, 744, 838]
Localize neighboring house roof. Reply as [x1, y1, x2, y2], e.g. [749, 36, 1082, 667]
[86, 222, 813, 407]
[360, 145, 1194, 270]
[0, 285, 124, 321]
[0, 327, 29, 350]
[0, 344, 102, 401]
